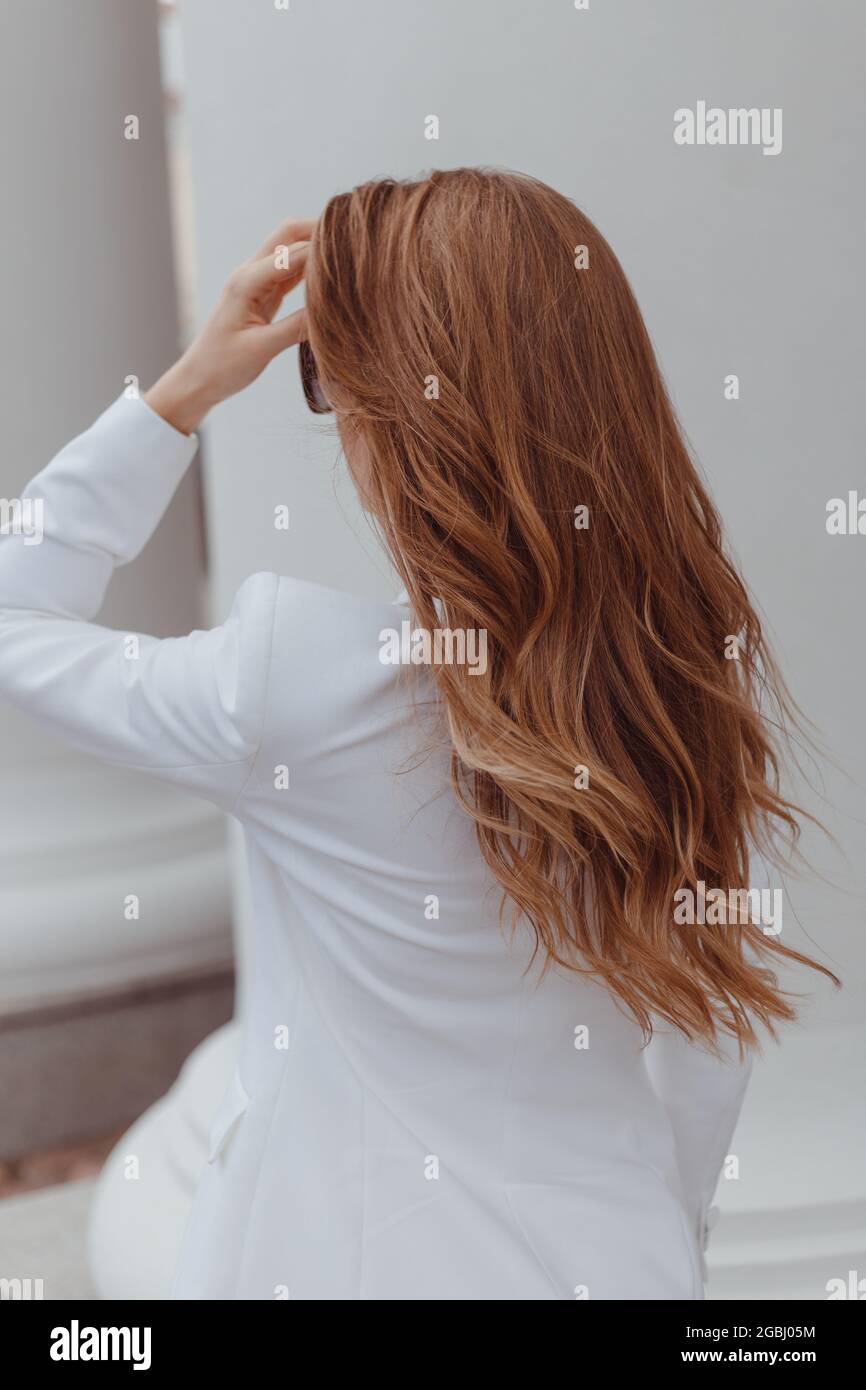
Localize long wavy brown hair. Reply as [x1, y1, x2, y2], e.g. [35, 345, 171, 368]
[305, 167, 838, 1048]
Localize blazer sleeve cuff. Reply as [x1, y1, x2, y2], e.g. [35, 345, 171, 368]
[0, 392, 200, 620]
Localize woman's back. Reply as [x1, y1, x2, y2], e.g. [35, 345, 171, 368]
[171, 573, 702, 1299]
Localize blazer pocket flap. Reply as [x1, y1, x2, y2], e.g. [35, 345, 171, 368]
[207, 1068, 250, 1164]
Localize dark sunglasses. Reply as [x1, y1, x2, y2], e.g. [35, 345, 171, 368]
[298, 338, 333, 414]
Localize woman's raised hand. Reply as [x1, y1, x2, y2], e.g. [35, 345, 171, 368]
[145, 216, 316, 435]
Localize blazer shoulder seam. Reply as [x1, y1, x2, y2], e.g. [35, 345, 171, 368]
[228, 571, 281, 817]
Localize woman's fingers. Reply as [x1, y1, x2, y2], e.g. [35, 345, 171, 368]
[257, 305, 308, 356]
[230, 241, 310, 316]
[250, 216, 317, 263]
[145, 228, 315, 429]
[234, 241, 309, 293]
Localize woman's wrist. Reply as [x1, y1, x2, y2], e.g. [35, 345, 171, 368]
[144, 356, 217, 436]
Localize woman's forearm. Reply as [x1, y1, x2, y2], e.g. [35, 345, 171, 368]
[145, 357, 218, 436]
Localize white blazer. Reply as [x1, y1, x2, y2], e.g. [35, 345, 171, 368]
[0, 394, 752, 1300]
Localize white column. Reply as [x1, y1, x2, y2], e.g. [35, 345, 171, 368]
[0, 4, 231, 1087]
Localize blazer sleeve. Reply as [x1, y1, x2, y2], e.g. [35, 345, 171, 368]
[0, 392, 278, 813]
[643, 1025, 752, 1280]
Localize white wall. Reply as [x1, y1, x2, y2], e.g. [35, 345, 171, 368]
[178, 0, 865, 1297]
